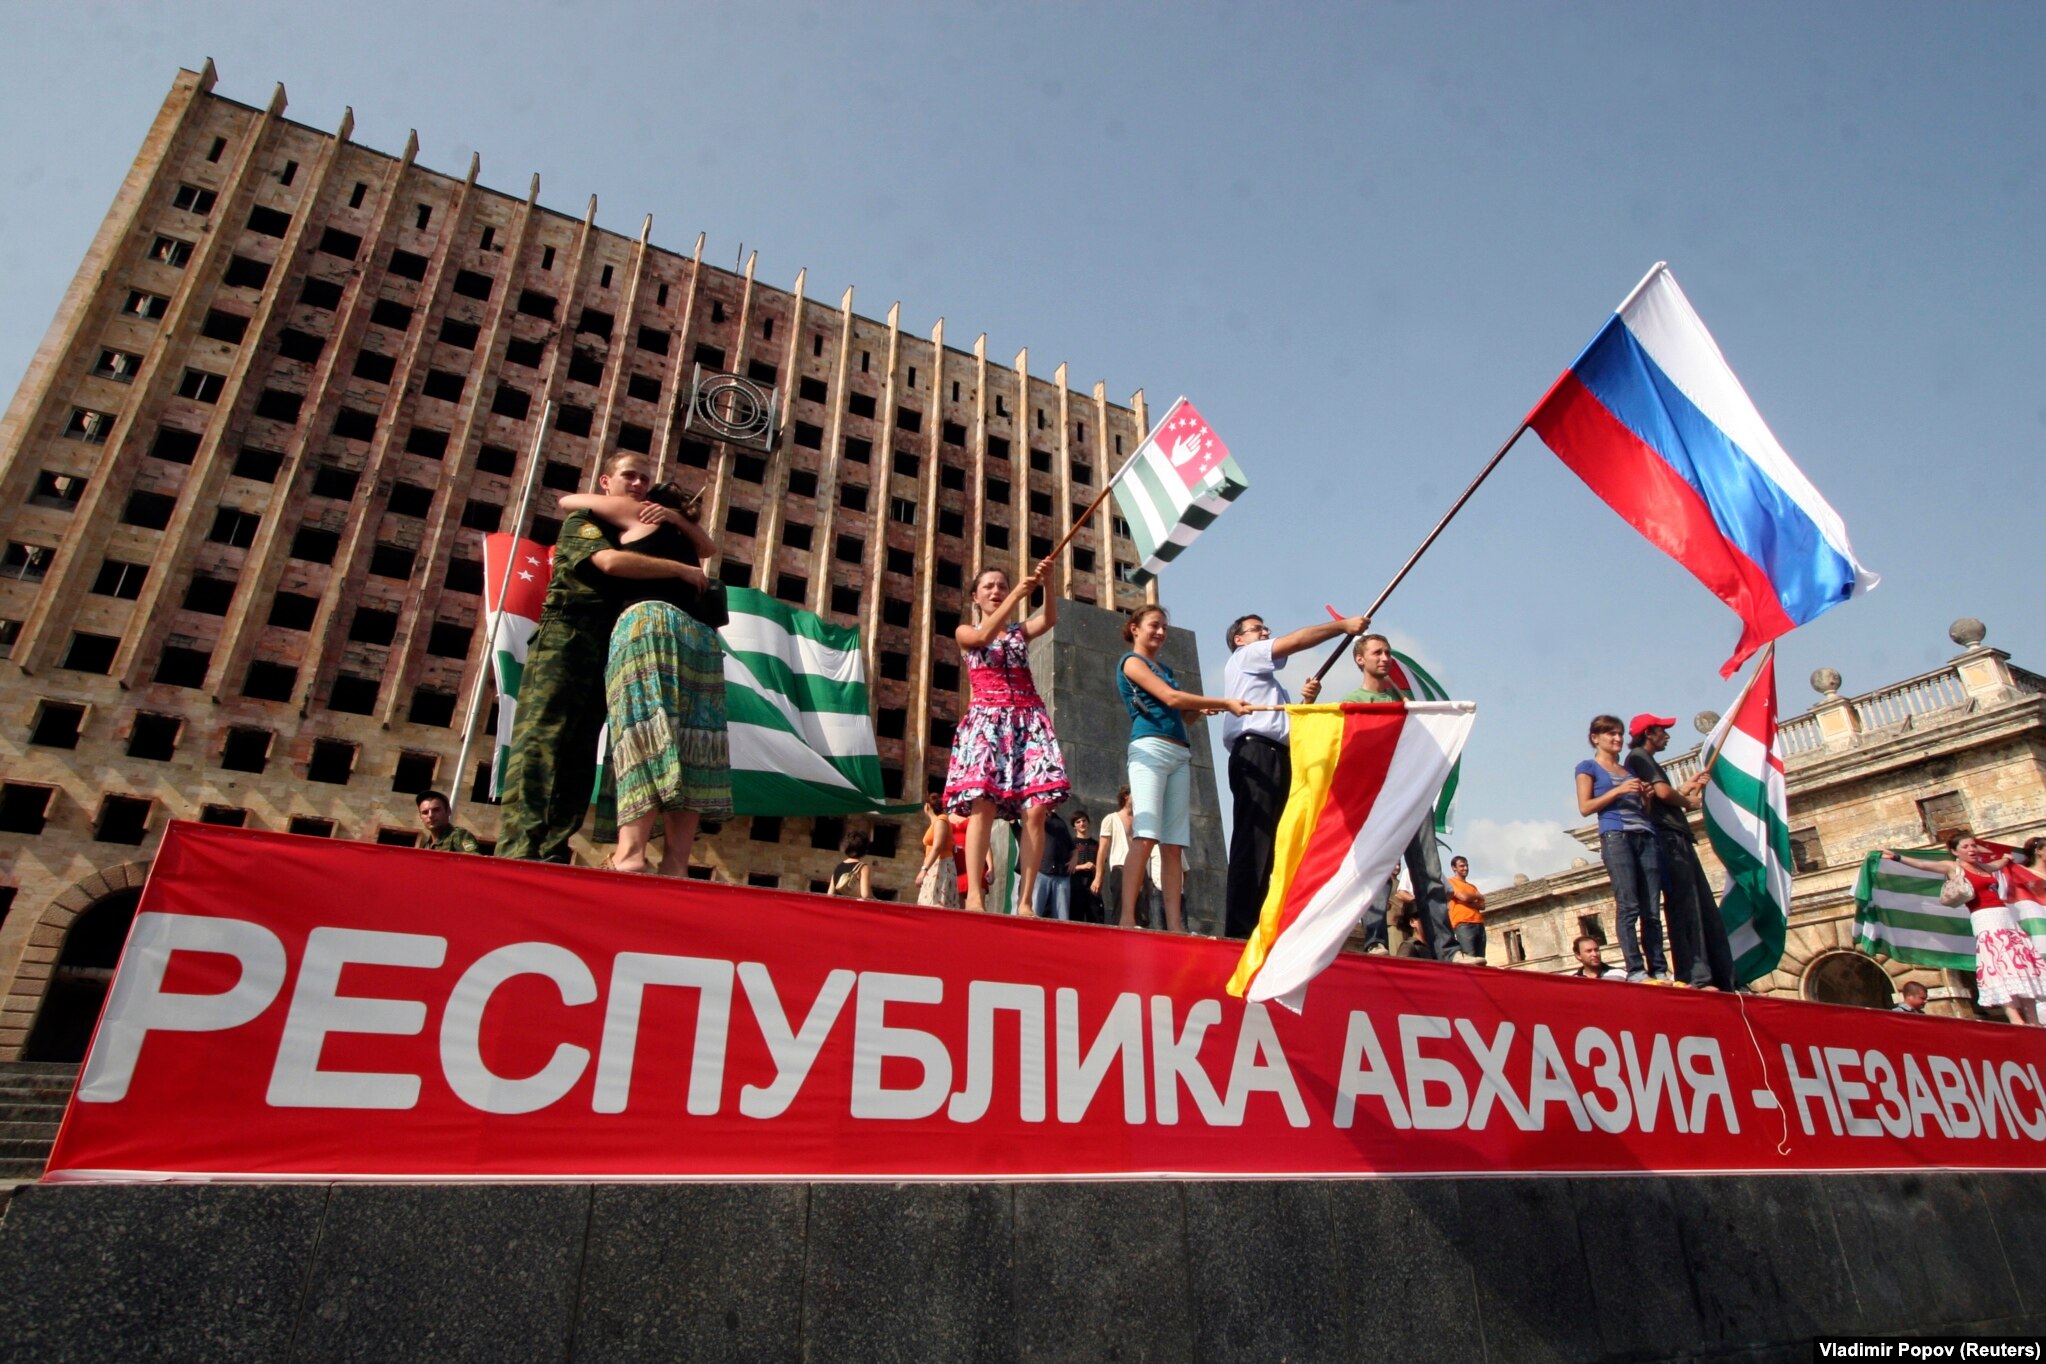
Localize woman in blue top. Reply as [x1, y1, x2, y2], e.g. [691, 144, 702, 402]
[1116, 604, 1251, 933]
[1574, 714, 1670, 983]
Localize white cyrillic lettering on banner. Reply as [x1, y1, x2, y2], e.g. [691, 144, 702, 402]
[850, 972, 951, 1120]
[1677, 1038, 1738, 1135]
[268, 928, 447, 1110]
[1220, 1004, 1308, 1128]
[1053, 989, 1146, 1124]
[1961, 1058, 2019, 1142]
[1620, 1032, 1690, 1134]
[1526, 1024, 1592, 1133]
[1817, 1047, 1876, 1139]
[78, 913, 287, 1103]
[1864, 1051, 1912, 1139]
[1149, 997, 1227, 1126]
[1333, 1011, 1411, 1131]
[2001, 1062, 2046, 1141]
[441, 943, 597, 1115]
[1927, 1055, 1982, 1139]
[591, 954, 733, 1115]
[1901, 1054, 1951, 1139]
[1575, 1027, 1632, 1133]
[737, 964, 855, 1120]
[947, 982, 1047, 1124]
[1456, 1019, 1534, 1132]
[1782, 1044, 1842, 1137]
[1400, 1015, 1469, 1131]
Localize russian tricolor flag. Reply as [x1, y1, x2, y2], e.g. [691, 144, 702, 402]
[1530, 264, 1877, 676]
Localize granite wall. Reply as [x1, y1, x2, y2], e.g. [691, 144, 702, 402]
[1031, 598, 1229, 933]
[2, 1172, 2041, 1362]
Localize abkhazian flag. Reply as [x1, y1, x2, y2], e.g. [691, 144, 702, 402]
[1109, 396, 1248, 584]
[721, 587, 921, 817]
[1853, 844, 2046, 970]
[1699, 650, 1791, 982]
[1388, 650, 1459, 835]
[481, 533, 552, 799]
[1228, 700, 1476, 1010]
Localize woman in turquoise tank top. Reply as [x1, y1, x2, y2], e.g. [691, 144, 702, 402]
[1115, 604, 1250, 933]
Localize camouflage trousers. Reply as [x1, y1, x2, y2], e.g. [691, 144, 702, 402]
[493, 613, 611, 862]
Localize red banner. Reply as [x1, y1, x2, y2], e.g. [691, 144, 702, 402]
[45, 822, 2046, 1181]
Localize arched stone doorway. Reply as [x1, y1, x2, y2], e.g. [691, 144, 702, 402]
[23, 887, 141, 1062]
[1801, 949, 1895, 1009]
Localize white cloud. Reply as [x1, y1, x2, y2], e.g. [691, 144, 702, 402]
[1446, 818, 1588, 891]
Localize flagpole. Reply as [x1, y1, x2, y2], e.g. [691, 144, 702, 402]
[1032, 399, 1167, 575]
[1308, 419, 1536, 683]
[450, 400, 556, 815]
[1696, 642, 1774, 782]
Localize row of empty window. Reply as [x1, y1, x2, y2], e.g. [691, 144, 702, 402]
[0, 780, 490, 852]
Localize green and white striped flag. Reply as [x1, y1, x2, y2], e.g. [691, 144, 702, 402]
[482, 534, 552, 799]
[1109, 397, 1248, 583]
[1389, 649, 1459, 834]
[720, 587, 919, 817]
[1853, 848, 2046, 969]
[1700, 650, 1792, 982]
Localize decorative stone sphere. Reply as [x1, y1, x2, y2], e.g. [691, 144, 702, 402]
[1811, 668, 1842, 698]
[1694, 711, 1719, 735]
[1512, 873, 1529, 886]
[1950, 617, 1986, 648]
[1571, 857, 1588, 869]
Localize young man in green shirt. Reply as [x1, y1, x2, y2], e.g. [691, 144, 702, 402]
[1342, 634, 1463, 962]
[416, 790, 482, 855]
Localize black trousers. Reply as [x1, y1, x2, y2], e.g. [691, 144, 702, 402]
[1225, 736, 1291, 939]
[1658, 827, 1736, 990]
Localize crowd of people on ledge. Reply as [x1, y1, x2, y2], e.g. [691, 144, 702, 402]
[427, 448, 2046, 1023]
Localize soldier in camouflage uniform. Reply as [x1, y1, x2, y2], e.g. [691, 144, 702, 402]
[494, 453, 698, 862]
[415, 790, 482, 855]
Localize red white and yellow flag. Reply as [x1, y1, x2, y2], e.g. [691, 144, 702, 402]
[1228, 701, 1476, 1009]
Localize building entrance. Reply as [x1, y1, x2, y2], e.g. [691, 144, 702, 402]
[23, 888, 140, 1062]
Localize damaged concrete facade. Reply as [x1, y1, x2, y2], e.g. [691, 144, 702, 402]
[0, 65, 1153, 1059]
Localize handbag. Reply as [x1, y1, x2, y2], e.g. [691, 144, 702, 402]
[1938, 864, 1976, 908]
[684, 580, 729, 630]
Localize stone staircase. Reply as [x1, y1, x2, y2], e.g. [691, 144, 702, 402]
[0, 1060, 79, 1202]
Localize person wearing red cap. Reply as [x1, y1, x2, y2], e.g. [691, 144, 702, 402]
[1624, 714, 1735, 990]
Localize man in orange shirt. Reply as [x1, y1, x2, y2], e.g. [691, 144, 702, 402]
[1446, 855, 1487, 964]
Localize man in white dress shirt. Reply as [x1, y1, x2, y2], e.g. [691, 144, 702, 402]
[1219, 610, 1369, 939]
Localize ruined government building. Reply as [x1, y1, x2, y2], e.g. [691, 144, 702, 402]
[0, 64, 1155, 1061]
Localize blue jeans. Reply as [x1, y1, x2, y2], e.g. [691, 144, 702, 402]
[1601, 829, 1666, 977]
[1033, 873, 1072, 921]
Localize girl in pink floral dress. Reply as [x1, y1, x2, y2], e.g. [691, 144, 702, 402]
[943, 558, 1070, 913]
[1882, 835, 2046, 1025]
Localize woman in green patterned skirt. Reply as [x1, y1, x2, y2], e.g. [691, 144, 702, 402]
[559, 467, 729, 874]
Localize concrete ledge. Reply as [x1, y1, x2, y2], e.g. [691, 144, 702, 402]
[0, 1174, 2041, 1362]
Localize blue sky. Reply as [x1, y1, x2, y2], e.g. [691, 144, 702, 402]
[3, 3, 2040, 886]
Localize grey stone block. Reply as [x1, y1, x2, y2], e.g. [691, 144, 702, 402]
[802, 1183, 1014, 1363]
[1183, 1181, 1346, 1362]
[1824, 1173, 2020, 1333]
[1012, 1181, 1193, 1361]
[1977, 1171, 2046, 1316]
[1452, 1177, 1602, 1364]
[0, 1182, 326, 1364]
[1670, 1175, 1860, 1347]
[1327, 1179, 1485, 1361]
[1568, 1176, 1703, 1360]
[292, 1183, 589, 1363]
[572, 1183, 807, 1362]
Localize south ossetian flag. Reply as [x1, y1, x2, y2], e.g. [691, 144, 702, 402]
[1228, 700, 1475, 1010]
[1109, 397, 1248, 584]
[1529, 264, 1878, 677]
